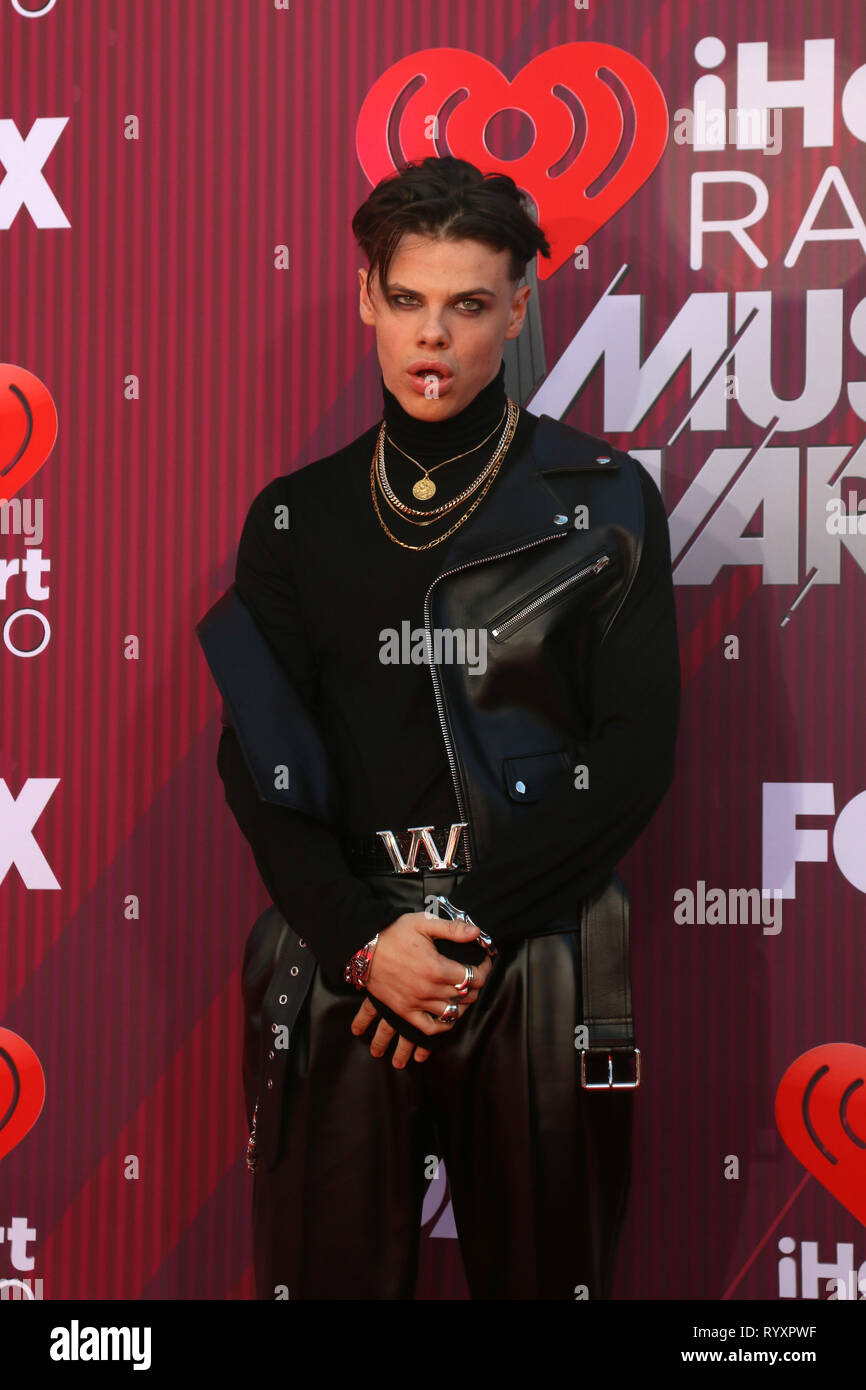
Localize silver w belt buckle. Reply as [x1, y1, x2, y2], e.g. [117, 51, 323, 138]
[375, 821, 467, 874]
[580, 1048, 642, 1090]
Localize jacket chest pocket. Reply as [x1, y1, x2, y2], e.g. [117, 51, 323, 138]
[503, 748, 572, 803]
[489, 550, 612, 642]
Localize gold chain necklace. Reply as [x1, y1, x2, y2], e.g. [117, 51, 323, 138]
[377, 398, 516, 522]
[370, 401, 520, 551]
[385, 402, 507, 501]
[378, 441, 500, 521]
[376, 470, 491, 526]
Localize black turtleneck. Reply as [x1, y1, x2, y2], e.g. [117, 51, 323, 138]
[383, 357, 508, 458]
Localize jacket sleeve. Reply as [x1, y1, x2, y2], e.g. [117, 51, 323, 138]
[455, 461, 681, 936]
[216, 476, 400, 989]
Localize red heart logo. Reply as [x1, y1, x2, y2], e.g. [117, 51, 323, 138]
[0, 1028, 46, 1163]
[0, 364, 58, 503]
[775, 1043, 866, 1225]
[356, 44, 668, 280]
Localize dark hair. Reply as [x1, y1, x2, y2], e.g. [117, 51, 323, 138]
[352, 155, 551, 299]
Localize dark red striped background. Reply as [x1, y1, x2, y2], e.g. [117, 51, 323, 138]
[1, 0, 864, 1301]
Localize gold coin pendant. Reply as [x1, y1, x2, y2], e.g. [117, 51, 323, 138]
[412, 476, 436, 501]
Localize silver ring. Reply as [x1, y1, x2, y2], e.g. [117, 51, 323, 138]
[454, 964, 474, 996]
[432, 896, 498, 958]
[437, 1001, 460, 1024]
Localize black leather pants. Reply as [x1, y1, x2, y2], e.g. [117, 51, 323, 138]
[252, 870, 633, 1301]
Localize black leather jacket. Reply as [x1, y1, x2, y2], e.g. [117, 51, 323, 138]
[196, 413, 680, 1170]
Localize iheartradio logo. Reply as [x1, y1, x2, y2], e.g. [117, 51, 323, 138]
[0, 364, 57, 504]
[775, 1044, 866, 1226]
[356, 44, 669, 280]
[0, 1029, 45, 1162]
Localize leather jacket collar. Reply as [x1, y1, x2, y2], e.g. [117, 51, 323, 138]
[430, 410, 626, 576]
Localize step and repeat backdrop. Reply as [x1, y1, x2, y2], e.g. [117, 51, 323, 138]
[1, 0, 865, 1303]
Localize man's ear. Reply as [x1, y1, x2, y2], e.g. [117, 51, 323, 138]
[505, 283, 531, 339]
[358, 266, 375, 326]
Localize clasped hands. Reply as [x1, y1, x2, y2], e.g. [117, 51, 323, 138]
[350, 909, 492, 1068]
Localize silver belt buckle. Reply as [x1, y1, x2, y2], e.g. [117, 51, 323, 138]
[580, 1047, 641, 1090]
[376, 822, 467, 874]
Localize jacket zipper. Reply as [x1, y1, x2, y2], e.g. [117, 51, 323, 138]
[423, 530, 569, 870]
[490, 551, 612, 641]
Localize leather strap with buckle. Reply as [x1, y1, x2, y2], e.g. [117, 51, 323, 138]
[579, 872, 640, 1089]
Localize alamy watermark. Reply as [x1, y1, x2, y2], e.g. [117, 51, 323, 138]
[0, 497, 43, 544]
[379, 623, 487, 675]
[674, 102, 783, 155]
[674, 881, 783, 934]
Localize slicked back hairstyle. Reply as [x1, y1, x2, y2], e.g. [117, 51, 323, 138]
[352, 154, 551, 300]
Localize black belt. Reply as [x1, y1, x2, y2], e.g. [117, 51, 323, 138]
[344, 825, 467, 875]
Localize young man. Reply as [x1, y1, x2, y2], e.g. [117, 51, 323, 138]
[198, 155, 680, 1300]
